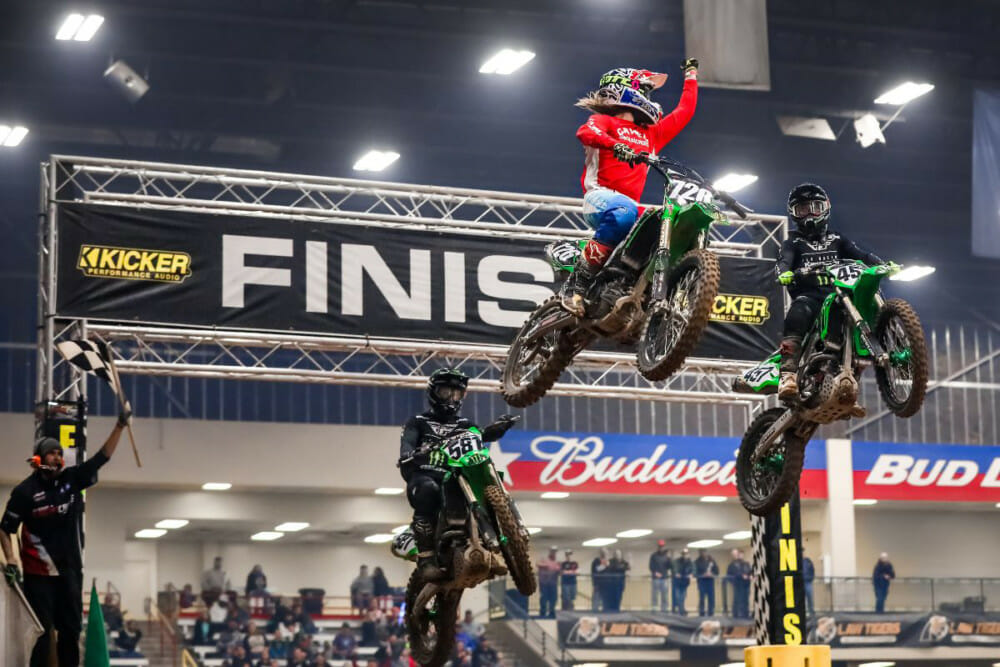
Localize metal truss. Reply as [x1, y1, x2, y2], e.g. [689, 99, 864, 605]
[39, 155, 787, 411]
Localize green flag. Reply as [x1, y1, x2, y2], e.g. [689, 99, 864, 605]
[84, 582, 110, 667]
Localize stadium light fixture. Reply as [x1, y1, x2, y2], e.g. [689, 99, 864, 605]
[723, 530, 752, 540]
[713, 173, 758, 193]
[858, 662, 896, 667]
[135, 529, 167, 539]
[364, 533, 395, 544]
[889, 265, 935, 282]
[274, 522, 309, 532]
[374, 487, 404, 495]
[854, 114, 886, 148]
[688, 539, 723, 548]
[202, 482, 232, 491]
[391, 524, 410, 534]
[572, 663, 609, 667]
[479, 49, 535, 75]
[251, 531, 284, 541]
[776, 115, 837, 141]
[541, 491, 570, 499]
[353, 150, 400, 172]
[875, 82, 934, 106]
[853, 498, 878, 506]
[616, 529, 653, 538]
[700, 496, 727, 503]
[0, 125, 29, 147]
[582, 537, 617, 547]
[155, 519, 189, 529]
[56, 13, 104, 41]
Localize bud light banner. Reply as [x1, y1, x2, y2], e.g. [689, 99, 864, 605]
[495, 431, 828, 498]
[852, 441, 1000, 502]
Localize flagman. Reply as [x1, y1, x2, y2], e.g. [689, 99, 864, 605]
[1, 402, 131, 667]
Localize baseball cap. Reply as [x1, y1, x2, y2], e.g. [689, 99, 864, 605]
[657, 539, 666, 547]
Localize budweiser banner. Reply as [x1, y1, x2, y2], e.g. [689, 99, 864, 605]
[558, 611, 754, 649]
[853, 441, 1000, 502]
[497, 431, 828, 498]
[54, 203, 780, 360]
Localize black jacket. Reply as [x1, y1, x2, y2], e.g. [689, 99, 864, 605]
[777, 230, 883, 299]
[398, 411, 478, 479]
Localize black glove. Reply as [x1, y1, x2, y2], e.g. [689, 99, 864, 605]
[612, 143, 639, 166]
[3, 563, 21, 587]
[682, 58, 699, 75]
[117, 400, 132, 428]
[481, 414, 520, 442]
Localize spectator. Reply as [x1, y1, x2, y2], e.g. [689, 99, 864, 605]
[227, 599, 251, 627]
[244, 620, 268, 658]
[351, 565, 375, 612]
[294, 634, 315, 660]
[276, 613, 300, 642]
[314, 655, 331, 667]
[291, 601, 318, 634]
[726, 549, 751, 619]
[452, 642, 473, 667]
[209, 596, 230, 633]
[695, 549, 719, 616]
[361, 606, 381, 646]
[192, 610, 214, 646]
[460, 609, 484, 639]
[179, 583, 197, 609]
[537, 546, 562, 618]
[114, 619, 143, 656]
[102, 593, 124, 632]
[288, 646, 311, 667]
[672, 548, 693, 615]
[607, 549, 630, 612]
[223, 644, 254, 667]
[872, 552, 895, 613]
[331, 622, 358, 660]
[218, 618, 246, 653]
[455, 622, 477, 652]
[201, 555, 231, 605]
[372, 566, 393, 610]
[245, 564, 268, 596]
[803, 552, 815, 616]
[268, 631, 290, 661]
[560, 549, 579, 611]
[649, 541, 672, 612]
[472, 636, 500, 667]
[591, 548, 611, 611]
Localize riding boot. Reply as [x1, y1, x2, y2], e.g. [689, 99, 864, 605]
[412, 518, 444, 580]
[778, 336, 801, 399]
[562, 239, 612, 317]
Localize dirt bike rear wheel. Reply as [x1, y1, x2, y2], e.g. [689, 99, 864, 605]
[502, 296, 579, 408]
[874, 298, 928, 418]
[636, 249, 720, 381]
[405, 569, 462, 667]
[484, 485, 537, 596]
[736, 407, 808, 516]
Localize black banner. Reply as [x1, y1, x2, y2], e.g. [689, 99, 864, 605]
[556, 610, 1000, 649]
[55, 203, 781, 360]
[760, 493, 807, 644]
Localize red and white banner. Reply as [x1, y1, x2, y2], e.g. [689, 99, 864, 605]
[853, 441, 1000, 502]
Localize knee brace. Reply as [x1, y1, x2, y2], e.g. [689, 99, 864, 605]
[784, 296, 822, 338]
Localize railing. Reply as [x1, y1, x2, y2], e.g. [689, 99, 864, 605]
[499, 574, 1000, 616]
[168, 590, 367, 618]
[487, 579, 577, 667]
[149, 599, 180, 667]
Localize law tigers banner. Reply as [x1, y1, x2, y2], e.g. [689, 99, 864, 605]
[54, 203, 781, 360]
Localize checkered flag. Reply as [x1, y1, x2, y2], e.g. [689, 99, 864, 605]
[749, 513, 770, 645]
[55, 339, 121, 396]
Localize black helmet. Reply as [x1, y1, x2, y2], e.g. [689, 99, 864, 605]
[787, 183, 831, 239]
[427, 368, 469, 417]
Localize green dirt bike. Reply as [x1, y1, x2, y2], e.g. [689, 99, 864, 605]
[392, 423, 536, 667]
[732, 261, 928, 515]
[502, 155, 751, 407]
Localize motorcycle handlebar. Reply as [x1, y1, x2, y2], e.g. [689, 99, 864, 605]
[640, 153, 752, 219]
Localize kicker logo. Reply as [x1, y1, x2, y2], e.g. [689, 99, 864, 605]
[77, 245, 192, 283]
[710, 294, 770, 325]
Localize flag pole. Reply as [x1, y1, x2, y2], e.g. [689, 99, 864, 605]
[106, 354, 141, 468]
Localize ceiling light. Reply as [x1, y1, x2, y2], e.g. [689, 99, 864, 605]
[996, 503, 1000, 509]
[202, 482, 232, 491]
[55, 14, 85, 40]
[374, 487, 404, 495]
[573, 663, 609, 667]
[479, 49, 536, 75]
[528, 527, 543, 535]
[274, 522, 309, 532]
[719, 663, 746, 667]
[700, 496, 727, 503]
[712, 174, 758, 193]
[541, 491, 570, 499]
[688, 539, 723, 548]
[889, 265, 935, 282]
[858, 662, 896, 667]
[391, 524, 410, 534]
[853, 498, 878, 506]
[776, 115, 836, 141]
[364, 533, 395, 544]
[0, 126, 29, 147]
[73, 14, 105, 41]
[616, 529, 653, 539]
[724, 530, 753, 540]
[135, 529, 167, 539]
[353, 150, 400, 172]
[875, 82, 934, 106]
[854, 113, 886, 148]
[582, 537, 618, 547]
[251, 531, 284, 541]
[155, 519, 189, 530]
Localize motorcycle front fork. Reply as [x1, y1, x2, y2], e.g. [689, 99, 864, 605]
[839, 292, 888, 366]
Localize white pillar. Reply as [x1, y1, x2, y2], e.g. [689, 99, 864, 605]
[823, 438, 857, 577]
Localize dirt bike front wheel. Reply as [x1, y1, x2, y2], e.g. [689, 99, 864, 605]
[874, 298, 928, 418]
[636, 249, 720, 381]
[405, 569, 462, 667]
[736, 407, 808, 517]
[484, 485, 537, 596]
[502, 296, 581, 408]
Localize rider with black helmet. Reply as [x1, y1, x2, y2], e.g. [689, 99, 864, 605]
[776, 184, 897, 400]
[398, 368, 518, 578]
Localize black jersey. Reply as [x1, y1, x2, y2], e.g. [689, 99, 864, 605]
[398, 411, 479, 479]
[776, 230, 883, 298]
[1, 451, 108, 576]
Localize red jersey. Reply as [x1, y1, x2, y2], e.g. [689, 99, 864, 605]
[577, 77, 698, 201]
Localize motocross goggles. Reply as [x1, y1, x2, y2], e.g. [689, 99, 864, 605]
[433, 385, 466, 401]
[790, 199, 830, 219]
